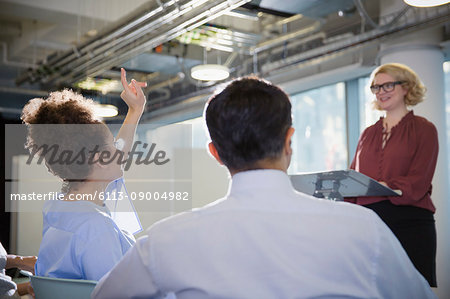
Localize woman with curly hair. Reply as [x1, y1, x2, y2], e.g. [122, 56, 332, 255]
[348, 63, 438, 286]
[21, 68, 146, 281]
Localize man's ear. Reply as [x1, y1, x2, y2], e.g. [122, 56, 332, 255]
[208, 142, 224, 165]
[284, 127, 295, 156]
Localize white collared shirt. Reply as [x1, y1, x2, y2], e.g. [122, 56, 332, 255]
[93, 169, 435, 299]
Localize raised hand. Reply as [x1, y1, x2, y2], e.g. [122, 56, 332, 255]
[116, 68, 147, 159]
[120, 68, 147, 113]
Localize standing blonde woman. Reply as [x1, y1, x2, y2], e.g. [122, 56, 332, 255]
[348, 63, 438, 287]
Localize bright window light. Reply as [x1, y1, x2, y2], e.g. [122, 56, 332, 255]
[443, 61, 450, 73]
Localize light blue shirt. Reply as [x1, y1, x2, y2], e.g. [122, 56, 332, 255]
[35, 200, 135, 281]
[93, 170, 435, 299]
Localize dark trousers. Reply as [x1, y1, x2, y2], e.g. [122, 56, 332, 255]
[364, 200, 437, 287]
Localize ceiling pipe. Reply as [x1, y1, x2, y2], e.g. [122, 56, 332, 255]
[42, 0, 207, 84]
[148, 87, 171, 103]
[0, 42, 37, 69]
[183, 25, 261, 53]
[144, 4, 449, 119]
[262, 5, 449, 74]
[236, 32, 326, 76]
[264, 14, 304, 31]
[223, 9, 259, 21]
[41, 0, 179, 71]
[159, 4, 448, 112]
[19, 0, 250, 88]
[354, 0, 410, 30]
[0, 86, 48, 97]
[146, 72, 185, 92]
[353, 0, 379, 29]
[0, 22, 22, 37]
[63, 0, 250, 85]
[67, 1, 248, 84]
[205, 25, 261, 42]
[224, 52, 238, 67]
[17, 0, 202, 84]
[250, 21, 322, 54]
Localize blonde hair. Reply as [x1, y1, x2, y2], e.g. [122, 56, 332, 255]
[370, 63, 426, 110]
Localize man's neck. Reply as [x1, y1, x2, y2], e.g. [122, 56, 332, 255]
[230, 159, 287, 176]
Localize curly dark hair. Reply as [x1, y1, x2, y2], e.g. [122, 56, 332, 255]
[22, 89, 101, 125]
[21, 89, 110, 193]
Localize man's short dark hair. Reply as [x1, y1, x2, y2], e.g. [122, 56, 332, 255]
[205, 77, 292, 172]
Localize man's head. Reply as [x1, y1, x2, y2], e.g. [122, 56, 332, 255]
[205, 76, 294, 174]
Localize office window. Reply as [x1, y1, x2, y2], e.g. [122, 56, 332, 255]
[288, 83, 347, 174]
[358, 77, 384, 133]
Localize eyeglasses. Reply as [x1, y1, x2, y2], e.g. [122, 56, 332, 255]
[370, 81, 404, 94]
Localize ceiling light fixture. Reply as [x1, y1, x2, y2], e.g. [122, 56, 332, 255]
[94, 104, 118, 118]
[191, 64, 230, 81]
[403, 0, 449, 7]
[75, 77, 122, 94]
[86, 29, 98, 37]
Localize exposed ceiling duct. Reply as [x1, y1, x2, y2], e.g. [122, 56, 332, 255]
[16, 0, 251, 87]
[133, 3, 450, 122]
[261, 4, 450, 75]
[251, 20, 322, 54]
[1, 42, 36, 69]
[250, 0, 355, 18]
[176, 24, 262, 53]
[1, 0, 449, 121]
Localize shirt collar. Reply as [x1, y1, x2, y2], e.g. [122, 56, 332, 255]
[44, 199, 110, 215]
[229, 169, 294, 196]
[379, 110, 414, 128]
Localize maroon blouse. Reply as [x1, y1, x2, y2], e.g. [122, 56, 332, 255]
[348, 110, 438, 213]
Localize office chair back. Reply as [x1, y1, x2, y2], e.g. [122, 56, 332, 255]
[31, 275, 97, 299]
